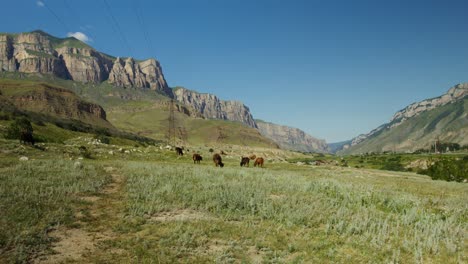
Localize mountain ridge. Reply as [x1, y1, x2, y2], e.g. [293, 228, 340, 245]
[340, 83, 468, 154]
[0, 30, 330, 152]
[0, 30, 172, 96]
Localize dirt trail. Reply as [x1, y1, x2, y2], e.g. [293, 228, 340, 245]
[35, 166, 125, 263]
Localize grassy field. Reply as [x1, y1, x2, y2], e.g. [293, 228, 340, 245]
[0, 134, 466, 263]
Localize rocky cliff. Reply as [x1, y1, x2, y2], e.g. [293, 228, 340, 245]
[256, 120, 329, 153]
[173, 87, 257, 128]
[0, 31, 172, 96]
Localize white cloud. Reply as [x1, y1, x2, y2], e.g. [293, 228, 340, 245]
[37, 1, 45, 7]
[67, 32, 92, 43]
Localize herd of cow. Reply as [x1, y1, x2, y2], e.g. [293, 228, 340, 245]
[174, 147, 264, 168]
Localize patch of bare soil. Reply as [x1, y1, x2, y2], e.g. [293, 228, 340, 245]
[247, 246, 266, 263]
[35, 166, 124, 263]
[150, 209, 216, 222]
[36, 228, 110, 263]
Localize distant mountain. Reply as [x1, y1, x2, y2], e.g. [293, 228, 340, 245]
[256, 120, 329, 153]
[0, 30, 328, 150]
[0, 30, 172, 96]
[328, 140, 352, 154]
[173, 87, 257, 128]
[340, 83, 468, 154]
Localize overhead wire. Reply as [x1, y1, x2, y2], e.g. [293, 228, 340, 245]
[102, 0, 133, 55]
[132, 0, 153, 56]
[41, 0, 70, 32]
[62, 0, 95, 41]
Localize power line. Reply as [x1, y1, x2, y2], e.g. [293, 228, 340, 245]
[62, 0, 95, 41]
[41, 0, 70, 32]
[102, 0, 133, 55]
[132, 0, 153, 55]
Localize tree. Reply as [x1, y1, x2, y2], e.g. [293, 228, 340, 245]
[5, 117, 35, 145]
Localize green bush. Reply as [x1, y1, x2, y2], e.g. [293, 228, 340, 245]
[5, 117, 34, 144]
[419, 157, 468, 182]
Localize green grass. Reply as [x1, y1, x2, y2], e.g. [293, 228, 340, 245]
[0, 135, 466, 263]
[0, 160, 110, 263]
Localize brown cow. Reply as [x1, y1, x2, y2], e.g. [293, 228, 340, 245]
[213, 153, 224, 167]
[254, 157, 264, 168]
[193, 153, 203, 164]
[249, 154, 256, 160]
[240, 157, 250, 167]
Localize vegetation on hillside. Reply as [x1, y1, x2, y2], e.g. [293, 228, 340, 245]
[341, 98, 468, 155]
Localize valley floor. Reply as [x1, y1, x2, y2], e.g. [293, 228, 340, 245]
[0, 142, 467, 263]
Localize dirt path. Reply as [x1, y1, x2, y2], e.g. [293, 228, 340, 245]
[35, 166, 125, 263]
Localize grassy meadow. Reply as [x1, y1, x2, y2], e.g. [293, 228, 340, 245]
[0, 132, 466, 263]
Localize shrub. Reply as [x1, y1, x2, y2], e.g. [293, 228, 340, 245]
[78, 146, 93, 159]
[419, 157, 468, 182]
[5, 117, 35, 145]
[96, 134, 110, 144]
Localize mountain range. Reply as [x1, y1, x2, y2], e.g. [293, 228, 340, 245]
[0, 30, 327, 151]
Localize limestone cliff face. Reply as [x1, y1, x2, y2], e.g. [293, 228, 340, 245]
[0, 31, 171, 96]
[55, 46, 113, 83]
[256, 120, 329, 153]
[350, 83, 468, 147]
[173, 87, 257, 128]
[108, 57, 172, 95]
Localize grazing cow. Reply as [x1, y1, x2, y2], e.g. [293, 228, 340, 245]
[249, 154, 256, 160]
[213, 153, 224, 167]
[175, 147, 184, 156]
[254, 157, 264, 168]
[240, 157, 250, 167]
[193, 153, 203, 164]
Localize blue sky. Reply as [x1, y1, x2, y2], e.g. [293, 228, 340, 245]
[3, 0, 468, 142]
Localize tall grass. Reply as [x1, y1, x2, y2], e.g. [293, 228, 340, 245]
[0, 160, 110, 263]
[123, 163, 467, 262]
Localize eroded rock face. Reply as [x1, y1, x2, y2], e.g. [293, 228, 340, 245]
[256, 120, 329, 153]
[9, 84, 107, 121]
[0, 31, 172, 97]
[55, 47, 113, 83]
[173, 87, 257, 128]
[108, 57, 171, 95]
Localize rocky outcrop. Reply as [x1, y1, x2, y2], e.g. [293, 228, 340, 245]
[55, 46, 112, 83]
[2, 82, 110, 128]
[0, 31, 171, 96]
[173, 87, 257, 128]
[256, 120, 329, 153]
[10, 84, 107, 121]
[107, 57, 172, 95]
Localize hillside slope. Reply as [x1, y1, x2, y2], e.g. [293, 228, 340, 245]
[0, 78, 112, 128]
[0, 31, 324, 149]
[340, 84, 468, 154]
